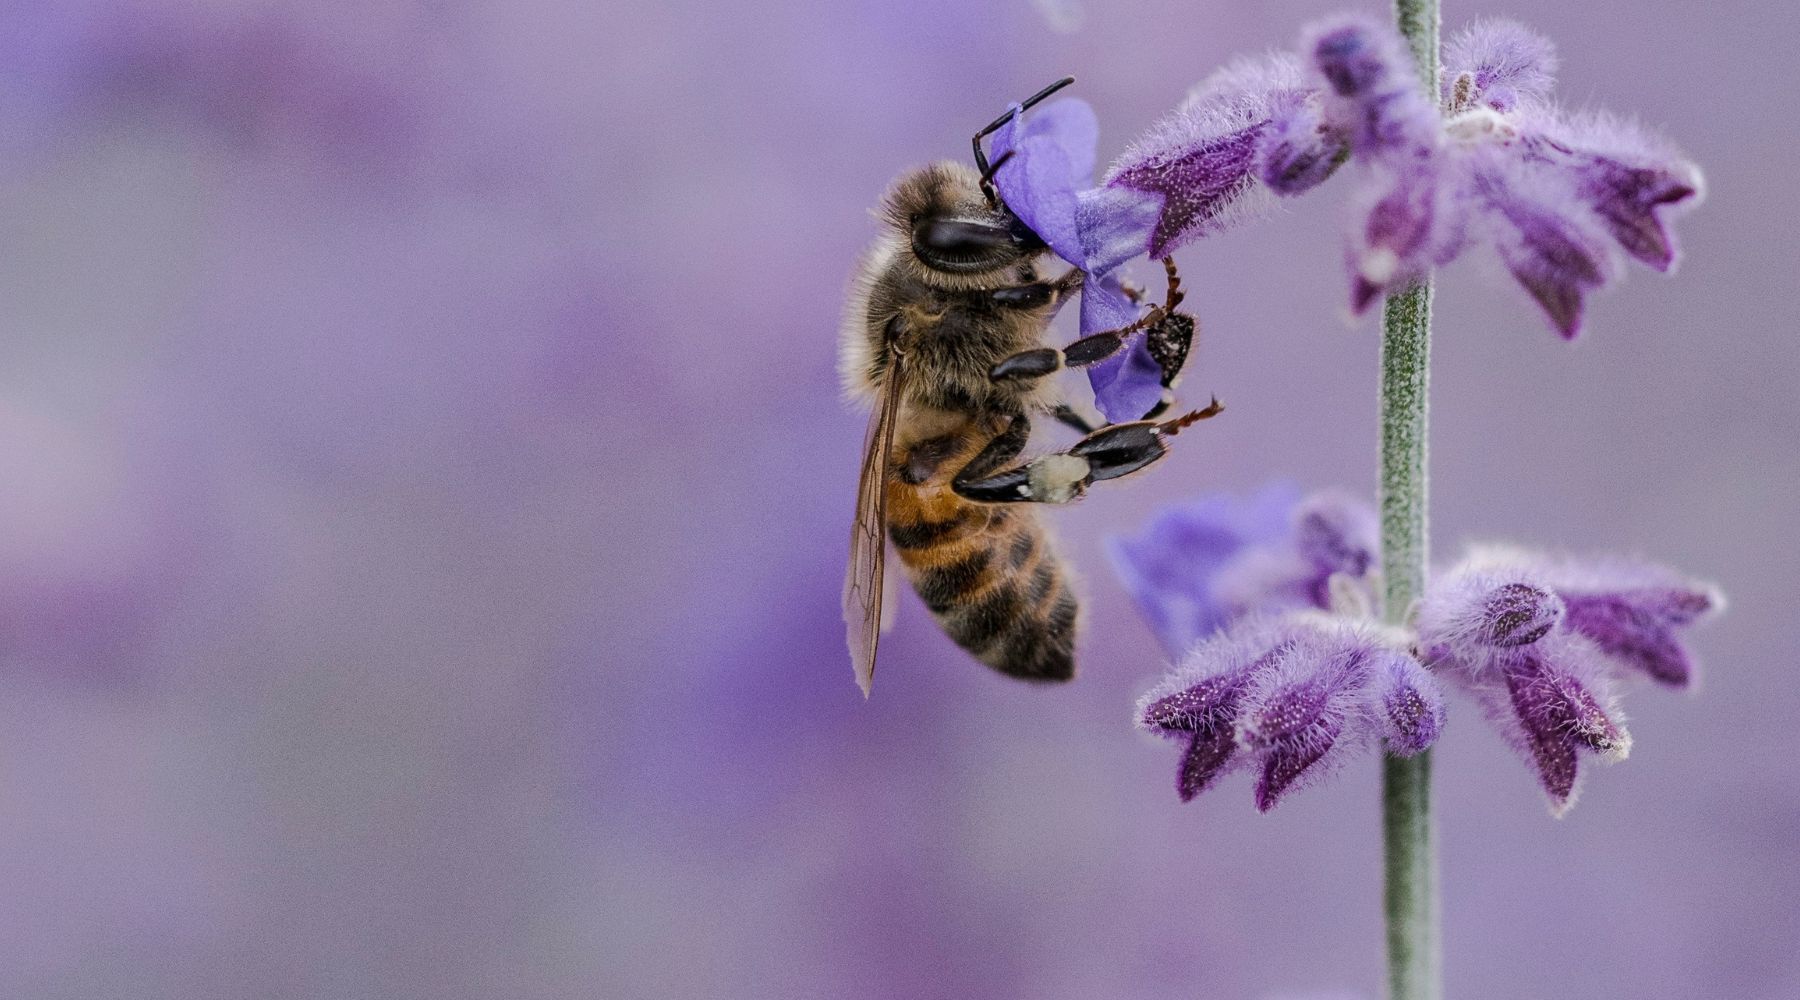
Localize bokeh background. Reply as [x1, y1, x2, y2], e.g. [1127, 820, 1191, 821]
[2, 1, 1795, 997]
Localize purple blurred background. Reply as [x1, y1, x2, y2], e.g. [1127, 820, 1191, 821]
[2, 1, 1795, 997]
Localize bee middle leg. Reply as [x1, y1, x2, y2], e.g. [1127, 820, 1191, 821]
[953, 399, 1225, 505]
[989, 258, 1197, 423]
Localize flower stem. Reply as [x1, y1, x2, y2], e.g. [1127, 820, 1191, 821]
[1381, 285, 1440, 1000]
[1381, 2, 1440, 999]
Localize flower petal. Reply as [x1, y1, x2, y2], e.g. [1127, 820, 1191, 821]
[1108, 484, 1301, 655]
[1141, 670, 1253, 733]
[1501, 647, 1630, 814]
[1179, 730, 1239, 801]
[1468, 151, 1617, 339]
[1533, 113, 1705, 273]
[1307, 15, 1439, 157]
[1079, 274, 1165, 423]
[1418, 565, 1566, 658]
[1255, 712, 1342, 812]
[1073, 185, 1160, 276]
[990, 97, 1100, 266]
[1372, 651, 1446, 756]
[1560, 589, 1716, 687]
[1345, 158, 1451, 312]
[1293, 488, 1379, 580]
[1255, 91, 1348, 195]
[1104, 53, 1308, 255]
[1442, 20, 1559, 112]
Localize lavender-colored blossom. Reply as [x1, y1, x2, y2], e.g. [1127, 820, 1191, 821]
[991, 59, 1352, 418]
[1107, 483, 1298, 656]
[1138, 615, 1442, 810]
[1311, 16, 1703, 336]
[1514, 551, 1723, 688]
[1440, 18, 1559, 113]
[1126, 485, 1721, 815]
[1109, 485, 1377, 656]
[1107, 53, 1343, 257]
[1419, 547, 1719, 814]
[990, 98, 1167, 421]
[1372, 650, 1445, 755]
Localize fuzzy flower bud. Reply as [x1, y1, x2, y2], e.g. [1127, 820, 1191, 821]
[1138, 615, 1442, 811]
[1421, 546, 1720, 814]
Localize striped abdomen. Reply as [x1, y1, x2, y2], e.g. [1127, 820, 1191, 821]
[887, 436, 1078, 681]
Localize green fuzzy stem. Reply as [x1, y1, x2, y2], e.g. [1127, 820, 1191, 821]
[1381, 284, 1441, 1000]
[1381, 2, 1441, 999]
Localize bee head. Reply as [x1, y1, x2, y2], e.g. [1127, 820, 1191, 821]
[885, 162, 1047, 283]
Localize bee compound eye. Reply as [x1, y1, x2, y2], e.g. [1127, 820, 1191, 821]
[911, 217, 1019, 271]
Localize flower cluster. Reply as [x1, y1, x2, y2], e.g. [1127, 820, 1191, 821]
[989, 14, 1704, 390]
[1308, 16, 1704, 335]
[1119, 488, 1721, 815]
[1136, 613, 1442, 810]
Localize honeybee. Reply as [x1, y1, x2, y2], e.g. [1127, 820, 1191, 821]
[841, 78, 1221, 696]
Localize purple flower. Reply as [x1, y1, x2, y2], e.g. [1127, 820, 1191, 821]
[1109, 485, 1377, 656]
[990, 59, 1350, 420]
[1107, 54, 1343, 256]
[1418, 547, 1720, 814]
[1310, 16, 1704, 337]
[1498, 550, 1723, 688]
[1138, 615, 1442, 811]
[1126, 486, 1723, 815]
[990, 98, 1167, 421]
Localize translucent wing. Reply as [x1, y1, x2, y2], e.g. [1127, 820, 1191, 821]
[844, 349, 905, 697]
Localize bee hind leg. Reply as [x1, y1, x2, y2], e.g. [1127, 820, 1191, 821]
[953, 400, 1224, 505]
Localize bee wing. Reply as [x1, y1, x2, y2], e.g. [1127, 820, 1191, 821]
[844, 351, 905, 698]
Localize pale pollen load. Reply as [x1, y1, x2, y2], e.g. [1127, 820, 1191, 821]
[1027, 454, 1092, 503]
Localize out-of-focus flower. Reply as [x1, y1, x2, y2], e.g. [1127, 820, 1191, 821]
[0, 402, 203, 683]
[1310, 15, 1704, 336]
[1109, 483, 1376, 657]
[1137, 614, 1441, 810]
[1122, 487, 1722, 815]
[1418, 548, 1721, 813]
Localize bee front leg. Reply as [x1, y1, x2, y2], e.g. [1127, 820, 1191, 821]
[953, 399, 1224, 505]
[990, 268, 1085, 317]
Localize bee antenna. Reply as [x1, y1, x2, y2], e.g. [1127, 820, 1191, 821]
[978, 149, 1017, 190]
[972, 75, 1076, 206]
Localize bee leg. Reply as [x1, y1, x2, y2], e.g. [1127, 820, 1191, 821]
[989, 330, 1127, 382]
[954, 412, 1033, 484]
[988, 283, 1059, 311]
[1134, 314, 1195, 422]
[1135, 259, 1199, 420]
[1051, 404, 1097, 435]
[990, 268, 1085, 317]
[954, 400, 1223, 505]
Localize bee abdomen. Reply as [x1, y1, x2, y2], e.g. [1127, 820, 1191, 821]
[896, 509, 1077, 683]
